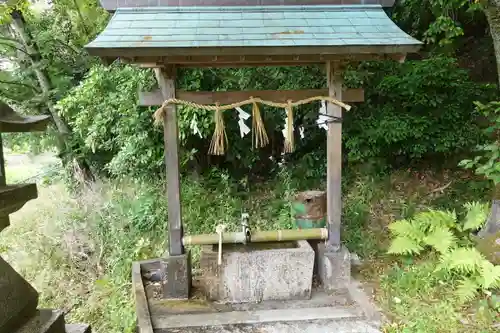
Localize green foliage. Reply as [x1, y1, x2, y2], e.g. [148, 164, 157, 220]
[380, 261, 496, 333]
[439, 247, 486, 273]
[54, 56, 496, 179]
[424, 227, 457, 254]
[57, 64, 161, 178]
[456, 277, 482, 302]
[345, 57, 496, 165]
[460, 101, 500, 185]
[387, 209, 459, 255]
[463, 201, 490, 230]
[424, 15, 465, 46]
[392, 0, 484, 48]
[388, 202, 500, 303]
[0, 0, 109, 159]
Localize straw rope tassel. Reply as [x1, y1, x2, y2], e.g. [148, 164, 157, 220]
[251, 99, 269, 149]
[284, 100, 294, 153]
[208, 103, 227, 155]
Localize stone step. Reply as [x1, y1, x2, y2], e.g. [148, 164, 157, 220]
[17, 309, 66, 333]
[163, 319, 382, 333]
[152, 305, 365, 330]
[65, 323, 91, 333]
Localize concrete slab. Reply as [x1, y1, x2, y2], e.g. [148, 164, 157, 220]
[347, 280, 385, 325]
[161, 320, 382, 333]
[147, 289, 369, 331]
[200, 241, 315, 303]
[152, 306, 362, 330]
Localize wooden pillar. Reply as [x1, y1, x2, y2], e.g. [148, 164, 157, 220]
[0, 134, 5, 186]
[326, 62, 342, 250]
[154, 66, 184, 256]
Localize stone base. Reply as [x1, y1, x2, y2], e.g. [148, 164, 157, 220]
[145, 289, 380, 333]
[161, 251, 192, 299]
[0, 216, 9, 232]
[311, 242, 351, 290]
[0, 256, 39, 332]
[136, 258, 382, 333]
[17, 309, 65, 333]
[200, 241, 315, 303]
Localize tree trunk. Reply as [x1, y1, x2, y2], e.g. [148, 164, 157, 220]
[484, 1, 500, 86]
[484, 2, 500, 201]
[479, 1, 500, 237]
[9, 10, 94, 184]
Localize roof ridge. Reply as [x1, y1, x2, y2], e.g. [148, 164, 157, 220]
[100, 1, 395, 12]
[116, 5, 384, 13]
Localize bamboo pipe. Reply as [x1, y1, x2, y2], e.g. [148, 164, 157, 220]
[182, 228, 328, 246]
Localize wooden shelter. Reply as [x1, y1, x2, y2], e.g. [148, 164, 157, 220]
[86, 0, 421, 298]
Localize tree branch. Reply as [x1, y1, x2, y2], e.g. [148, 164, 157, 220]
[0, 40, 30, 56]
[0, 78, 40, 92]
[0, 35, 22, 44]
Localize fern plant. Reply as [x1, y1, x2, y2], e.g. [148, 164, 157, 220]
[388, 202, 500, 302]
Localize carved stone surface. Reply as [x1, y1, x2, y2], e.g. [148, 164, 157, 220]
[200, 241, 315, 303]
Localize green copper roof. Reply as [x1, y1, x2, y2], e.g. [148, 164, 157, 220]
[86, 5, 421, 57]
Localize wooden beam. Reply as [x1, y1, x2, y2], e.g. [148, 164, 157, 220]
[90, 45, 419, 59]
[0, 134, 5, 187]
[326, 62, 342, 251]
[123, 53, 408, 68]
[139, 88, 364, 106]
[0, 134, 9, 232]
[154, 66, 184, 256]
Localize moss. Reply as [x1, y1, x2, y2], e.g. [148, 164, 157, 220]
[154, 299, 214, 314]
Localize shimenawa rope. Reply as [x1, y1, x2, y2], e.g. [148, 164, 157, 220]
[154, 96, 350, 155]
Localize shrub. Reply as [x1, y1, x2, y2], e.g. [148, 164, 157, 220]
[57, 57, 496, 179]
[344, 57, 497, 166]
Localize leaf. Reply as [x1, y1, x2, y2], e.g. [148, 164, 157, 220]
[456, 278, 480, 303]
[424, 227, 456, 254]
[414, 209, 457, 232]
[388, 237, 424, 255]
[463, 202, 489, 231]
[388, 219, 425, 240]
[480, 260, 500, 289]
[441, 248, 485, 273]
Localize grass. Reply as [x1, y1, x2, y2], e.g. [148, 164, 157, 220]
[0, 159, 498, 333]
[378, 261, 497, 333]
[0, 165, 300, 333]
